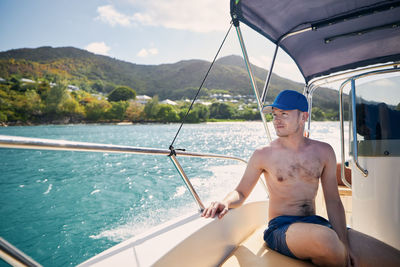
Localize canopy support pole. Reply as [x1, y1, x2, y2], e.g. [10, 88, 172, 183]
[235, 25, 272, 143]
[303, 85, 312, 137]
[260, 44, 279, 105]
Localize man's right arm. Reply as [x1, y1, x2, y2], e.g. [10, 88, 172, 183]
[201, 148, 265, 219]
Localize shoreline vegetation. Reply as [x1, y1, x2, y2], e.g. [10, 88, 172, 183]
[0, 47, 344, 127]
[1, 119, 252, 127]
[0, 77, 340, 127]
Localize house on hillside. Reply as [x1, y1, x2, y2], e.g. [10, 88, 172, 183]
[197, 100, 212, 106]
[67, 85, 79, 92]
[21, 78, 36, 84]
[160, 99, 178, 106]
[136, 95, 152, 104]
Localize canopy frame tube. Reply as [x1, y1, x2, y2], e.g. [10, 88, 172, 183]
[303, 85, 313, 138]
[235, 25, 272, 142]
[235, 23, 316, 140]
[308, 62, 400, 90]
[260, 44, 279, 104]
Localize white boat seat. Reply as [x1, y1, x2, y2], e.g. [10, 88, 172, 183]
[220, 225, 315, 267]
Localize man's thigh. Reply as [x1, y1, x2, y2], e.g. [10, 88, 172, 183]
[285, 222, 344, 260]
[348, 228, 400, 267]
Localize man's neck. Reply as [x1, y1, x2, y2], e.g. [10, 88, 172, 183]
[277, 133, 307, 151]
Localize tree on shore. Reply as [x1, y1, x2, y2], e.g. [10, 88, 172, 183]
[157, 104, 180, 122]
[85, 99, 111, 121]
[43, 83, 68, 120]
[125, 102, 144, 122]
[108, 86, 136, 102]
[144, 95, 159, 120]
[209, 102, 234, 119]
[106, 101, 129, 121]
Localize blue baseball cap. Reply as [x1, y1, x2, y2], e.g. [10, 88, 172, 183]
[262, 90, 308, 113]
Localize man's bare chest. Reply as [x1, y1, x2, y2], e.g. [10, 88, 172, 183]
[266, 154, 324, 184]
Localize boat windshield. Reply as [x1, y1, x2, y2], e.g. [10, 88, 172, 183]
[351, 72, 400, 156]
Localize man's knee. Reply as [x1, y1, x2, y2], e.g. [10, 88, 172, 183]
[286, 224, 347, 266]
[311, 228, 347, 266]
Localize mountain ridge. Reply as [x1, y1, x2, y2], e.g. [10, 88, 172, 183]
[0, 46, 338, 109]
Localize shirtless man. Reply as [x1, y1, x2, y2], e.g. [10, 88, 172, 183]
[202, 90, 400, 266]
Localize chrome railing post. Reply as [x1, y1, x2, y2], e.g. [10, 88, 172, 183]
[235, 25, 272, 143]
[339, 81, 352, 188]
[169, 154, 205, 211]
[350, 79, 368, 177]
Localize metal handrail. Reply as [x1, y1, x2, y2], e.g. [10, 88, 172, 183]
[339, 78, 368, 183]
[350, 79, 368, 177]
[339, 67, 400, 186]
[0, 135, 247, 163]
[339, 80, 353, 188]
[0, 237, 42, 267]
[0, 134, 250, 214]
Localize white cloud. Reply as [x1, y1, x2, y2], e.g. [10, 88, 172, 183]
[137, 48, 159, 58]
[96, 5, 132, 27]
[96, 1, 230, 32]
[85, 42, 111, 56]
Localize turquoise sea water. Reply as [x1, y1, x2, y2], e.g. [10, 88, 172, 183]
[0, 122, 345, 266]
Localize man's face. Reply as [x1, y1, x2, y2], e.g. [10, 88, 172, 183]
[272, 108, 306, 137]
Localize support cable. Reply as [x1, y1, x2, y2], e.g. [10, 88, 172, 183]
[169, 22, 233, 153]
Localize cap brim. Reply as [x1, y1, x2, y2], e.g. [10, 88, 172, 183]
[262, 104, 294, 114]
[262, 105, 273, 114]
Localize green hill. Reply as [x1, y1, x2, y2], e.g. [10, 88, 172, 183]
[0, 46, 339, 108]
[0, 46, 344, 126]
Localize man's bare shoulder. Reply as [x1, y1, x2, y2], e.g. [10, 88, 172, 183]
[251, 140, 281, 162]
[307, 138, 332, 148]
[306, 138, 336, 159]
[254, 139, 280, 154]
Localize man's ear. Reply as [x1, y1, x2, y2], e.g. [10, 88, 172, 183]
[302, 112, 309, 122]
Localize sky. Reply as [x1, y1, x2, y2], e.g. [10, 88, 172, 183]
[0, 0, 304, 83]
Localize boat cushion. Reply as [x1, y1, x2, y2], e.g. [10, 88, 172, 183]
[220, 225, 315, 267]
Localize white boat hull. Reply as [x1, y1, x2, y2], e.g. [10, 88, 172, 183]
[79, 201, 269, 267]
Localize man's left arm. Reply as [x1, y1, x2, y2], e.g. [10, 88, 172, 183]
[320, 144, 350, 252]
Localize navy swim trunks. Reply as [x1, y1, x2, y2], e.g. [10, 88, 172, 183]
[263, 215, 332, 259]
